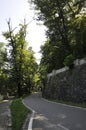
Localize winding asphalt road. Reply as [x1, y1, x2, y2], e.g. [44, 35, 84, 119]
[23, 93, 86, 130]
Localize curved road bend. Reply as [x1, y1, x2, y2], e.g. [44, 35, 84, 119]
[23, 94, 86, 130]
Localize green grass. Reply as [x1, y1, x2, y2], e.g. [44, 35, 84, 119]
[10, 98, 31, 130]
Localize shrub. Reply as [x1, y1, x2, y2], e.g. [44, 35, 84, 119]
[63, 54, 75, 68]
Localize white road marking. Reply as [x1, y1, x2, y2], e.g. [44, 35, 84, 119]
[22, 100, 36, 130]
[23, 97, 85, 130]
[28, 110, 35, 130]
[57, 124, 70, 130]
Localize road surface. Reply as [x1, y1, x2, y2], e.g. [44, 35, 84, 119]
[23, 93, 86, 130]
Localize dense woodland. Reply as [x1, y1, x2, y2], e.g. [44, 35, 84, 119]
[0, 0, 86, 97]
[30, 0, 86, 86]
[0, 20, 40, 97]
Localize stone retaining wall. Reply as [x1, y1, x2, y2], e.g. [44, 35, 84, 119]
[43, 58, 86, 103]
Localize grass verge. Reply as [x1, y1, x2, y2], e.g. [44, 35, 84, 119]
[10, 98, 31, 130]
[48, 99, 86, 108]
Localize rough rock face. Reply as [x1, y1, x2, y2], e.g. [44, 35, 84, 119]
[43, 58, 86, 103]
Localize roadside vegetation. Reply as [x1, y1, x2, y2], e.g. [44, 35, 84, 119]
[48, 98, 86, 108]
[30, 0, 86, 104]
[0, 0, 86, 122]
[0, 20, 39, 98]
[30, 0, 86, 86]
[10, 98, 31, 130]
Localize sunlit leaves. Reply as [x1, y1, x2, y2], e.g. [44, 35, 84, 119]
[3, 21, 37, 97]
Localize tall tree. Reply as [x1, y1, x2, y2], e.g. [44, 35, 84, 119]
[30, 0, 86, 90]
[30, 0, 85, 70]
[3, 20, 37, 97]
[0, 42, 8, 95]
[69, 14, 86, 59]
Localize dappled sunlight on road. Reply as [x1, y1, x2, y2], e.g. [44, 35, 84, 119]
[34, 114, 48, 121]
[33, 113, 58, 130]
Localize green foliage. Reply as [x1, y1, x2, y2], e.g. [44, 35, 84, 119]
[0, 42, 9, 95]
[63, 54, 75, 67]
[29, 1, 86, 97]
[10, 98, 30, 130]
[70, 14, 86, 58]
[30, 0, 86, 74]
[38, 64, 47, 88]
[33, 72, 41, 91]
[0, 42, 6, 67]
[3, 20, 37, 97]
